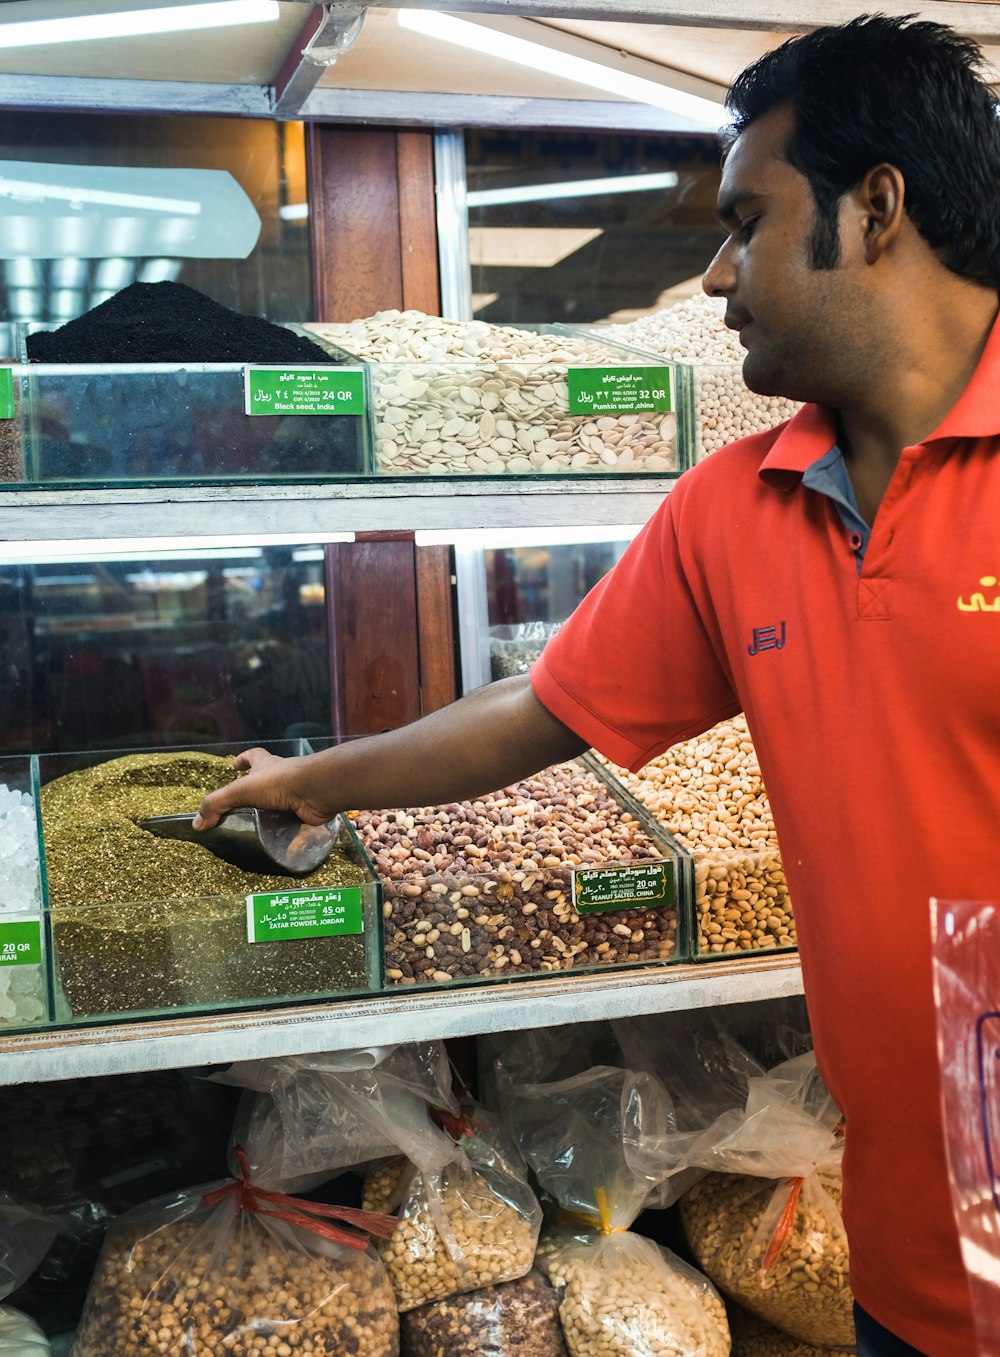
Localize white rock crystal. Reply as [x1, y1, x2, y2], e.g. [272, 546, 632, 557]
[0, 782, 46, 1025]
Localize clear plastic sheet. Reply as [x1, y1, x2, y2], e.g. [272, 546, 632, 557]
[0, 1198, 59, 1304]
[223, 1043, 458, 1182]
[932, 897, 1000, 1355]
[0, 1306, 52, 1355]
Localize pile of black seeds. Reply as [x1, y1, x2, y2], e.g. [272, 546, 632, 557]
[26, 281, 337, 364]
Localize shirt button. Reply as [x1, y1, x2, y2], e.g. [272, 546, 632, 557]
[849, 532, 863, 551]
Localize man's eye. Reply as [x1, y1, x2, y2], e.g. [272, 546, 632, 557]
[738, 216, 759, 241]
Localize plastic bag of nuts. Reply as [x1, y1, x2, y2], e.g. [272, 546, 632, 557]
[70, 1095, 401, 1357]
[543, 1231, 731, 1357]
[399, 1268, 568, 1357]
[362, 1103, 542, 1312]
[728, 1303, 856, 1355]
[601, 715, 796, 955]
[353, 759, 681, 987]
[678, 1053, 852, 1349]
[509, 1066, 732, 1356]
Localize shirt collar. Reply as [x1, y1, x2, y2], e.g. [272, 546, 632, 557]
[759, 402, 839, 490]
[758, 303, 1000, 490]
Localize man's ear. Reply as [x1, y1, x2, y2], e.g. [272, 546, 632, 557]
[857, 163, 906, 264]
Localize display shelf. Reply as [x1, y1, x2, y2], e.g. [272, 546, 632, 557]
[0, 477, 677, 543]
[0, 953, 802, 1085]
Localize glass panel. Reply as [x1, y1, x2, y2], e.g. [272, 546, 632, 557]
[0, 544, 335, 756]
[0, 111, 310, 325]
[485, 539, 633, 628]
[465, 129, 722, 325]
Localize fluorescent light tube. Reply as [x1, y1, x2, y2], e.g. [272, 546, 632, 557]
[0, 1, 280, 49]
[467, 172, 680, 209]
[397, 11, 727, 126]
[0, 533, 354, 563]
[415, 526, 643, 548]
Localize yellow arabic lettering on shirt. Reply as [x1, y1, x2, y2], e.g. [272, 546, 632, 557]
[958, 575, 1000, 611]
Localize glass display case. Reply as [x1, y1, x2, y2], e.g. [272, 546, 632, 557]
[0, 540, 338, 756]
[0, 325, 369, 487]
[347, 752, 691, 988]
[685, 362, 801, 463]
[35, 740, 381, 1025]
[306, 320, 683, 476]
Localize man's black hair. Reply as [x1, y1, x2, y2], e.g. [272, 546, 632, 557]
[723, 14, 1000, 285]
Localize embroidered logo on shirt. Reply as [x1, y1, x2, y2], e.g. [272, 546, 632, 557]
[748, 623, 786, 655]
[958, 576, 1000, 612]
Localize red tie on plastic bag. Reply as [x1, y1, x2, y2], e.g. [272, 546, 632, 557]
[431, 1104, 488, 1141]
[761, 1121, 844, 1271]
[761, 1178, 804, 1269]
[203, 1146, 398, 1251]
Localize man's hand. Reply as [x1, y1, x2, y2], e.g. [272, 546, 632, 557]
[193, 748, 338, 830]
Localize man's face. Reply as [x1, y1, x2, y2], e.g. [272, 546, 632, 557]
[704, 103, 870, 405]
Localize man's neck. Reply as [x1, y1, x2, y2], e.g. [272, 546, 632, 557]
[837, 291, 999, 524]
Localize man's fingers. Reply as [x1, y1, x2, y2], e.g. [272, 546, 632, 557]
[193, 748, 279, 829]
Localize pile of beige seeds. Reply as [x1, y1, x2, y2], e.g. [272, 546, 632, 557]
[352, 761, 679, 985]
[541, 1234, 731, 1357]
[603, 715, 795, 955]
[307, 311, 678, 474]
[71, 1212, 400, 1355]
[603, 294, 801, 459]
[680, 1169, 854, 1349]
[362, 1160, 538, 1312]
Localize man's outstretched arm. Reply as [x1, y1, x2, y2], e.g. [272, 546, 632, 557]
[194, 674, 588, 829]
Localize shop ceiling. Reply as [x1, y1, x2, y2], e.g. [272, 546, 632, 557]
[0, 0, 997, 130]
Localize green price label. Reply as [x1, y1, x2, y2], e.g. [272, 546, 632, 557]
[0, 368, 14, 420]
[244, 366, 365, 416]
[0, 918, 42, 966]
[246, 887, 364, 943]
[573, 862, 676, 915]
[567, 366, 673, 416]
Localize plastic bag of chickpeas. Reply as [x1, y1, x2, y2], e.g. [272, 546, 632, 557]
[507, 1065, 733, 1357]
[70, 1092, 402, 1357]
[361, 1102, 542, 1313]
[677, 1053, 853, 1349]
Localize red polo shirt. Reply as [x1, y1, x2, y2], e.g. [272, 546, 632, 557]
[532, 316, 1000, 1355]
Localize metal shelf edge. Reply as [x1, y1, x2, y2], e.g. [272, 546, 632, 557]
[0, 479, 678, 540]
[0, 955, 802, 1085]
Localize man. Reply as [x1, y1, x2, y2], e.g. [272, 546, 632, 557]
[197, 16, 1000, 1353]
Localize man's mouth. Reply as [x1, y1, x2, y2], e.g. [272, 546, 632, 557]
[724, 311, 751, 335]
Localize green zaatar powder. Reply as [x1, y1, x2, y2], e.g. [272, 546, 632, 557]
[41, 752, 371, 1017]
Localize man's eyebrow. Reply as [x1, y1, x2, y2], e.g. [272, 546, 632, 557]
[716, 189, 766, 224]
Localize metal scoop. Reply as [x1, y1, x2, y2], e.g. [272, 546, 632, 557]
[139, 808, 339, 877]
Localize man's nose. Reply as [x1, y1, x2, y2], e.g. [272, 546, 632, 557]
[703, 239, 735, 297]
